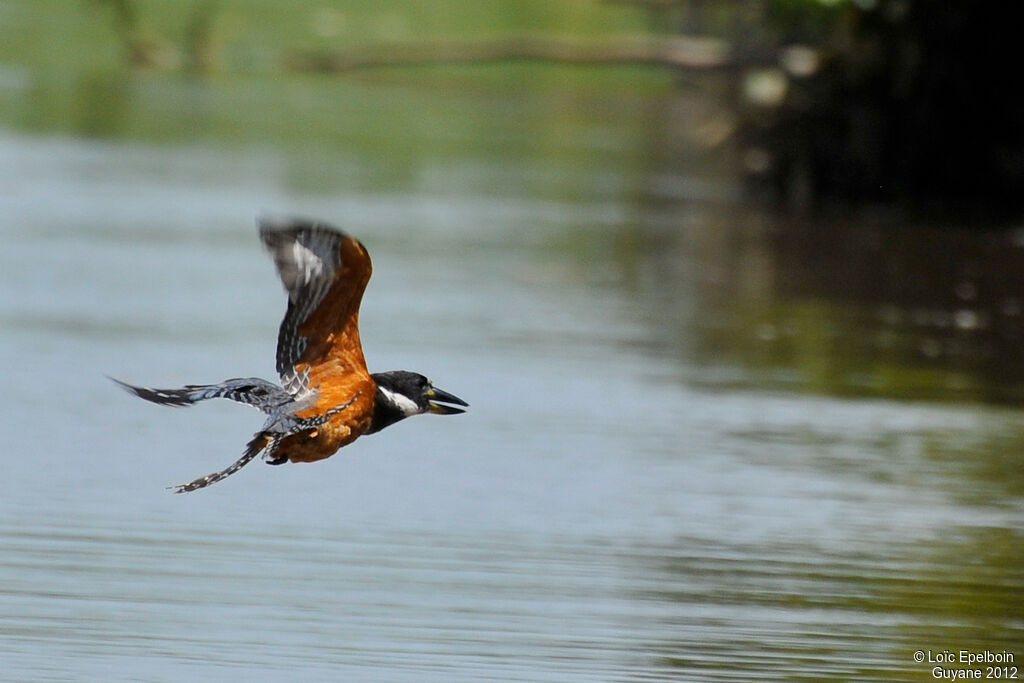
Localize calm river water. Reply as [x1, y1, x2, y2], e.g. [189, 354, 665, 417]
[1, 72, 1023, 681]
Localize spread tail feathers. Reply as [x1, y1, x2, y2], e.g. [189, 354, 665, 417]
[171, 433, 279, 493]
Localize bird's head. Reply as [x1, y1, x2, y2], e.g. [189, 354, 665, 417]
[367, 371, 468, 434]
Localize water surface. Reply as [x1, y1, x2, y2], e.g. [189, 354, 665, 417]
[1, 41, 1023, 683]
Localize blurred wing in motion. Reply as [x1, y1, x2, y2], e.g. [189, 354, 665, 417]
[258, 218, 375, 406]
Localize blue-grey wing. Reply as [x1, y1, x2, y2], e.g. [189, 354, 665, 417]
[111, 376, 290, 414]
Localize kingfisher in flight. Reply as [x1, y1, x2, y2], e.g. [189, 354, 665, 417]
[113, 217, 468, 492]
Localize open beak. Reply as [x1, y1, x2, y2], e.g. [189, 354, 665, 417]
[427, 386, 468, 415]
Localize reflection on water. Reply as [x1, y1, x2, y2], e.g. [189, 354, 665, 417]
[1, 61, 1023, 683]
[630, 213, 1024, 403]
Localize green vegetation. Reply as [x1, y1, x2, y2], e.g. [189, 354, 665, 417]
[0, 0, 674, 181]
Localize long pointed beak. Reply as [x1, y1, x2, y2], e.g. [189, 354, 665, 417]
[427, 386, 468, 415]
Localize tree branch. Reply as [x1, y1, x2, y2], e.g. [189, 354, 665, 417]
[285, 35, 733, 74]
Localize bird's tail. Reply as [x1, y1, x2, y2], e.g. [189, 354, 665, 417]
[109, 376, 290, 414]
[170, 433, 280, 493]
